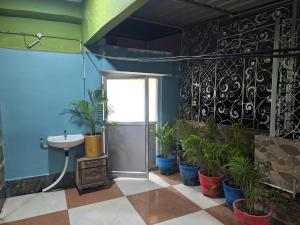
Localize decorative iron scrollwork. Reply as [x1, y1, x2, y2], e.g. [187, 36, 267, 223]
[180, 3, 299, 139]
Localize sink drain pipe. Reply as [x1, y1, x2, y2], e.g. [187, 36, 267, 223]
[42, 151, 69, 192]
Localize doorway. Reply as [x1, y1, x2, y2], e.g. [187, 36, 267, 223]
[103, 72, 160, 177]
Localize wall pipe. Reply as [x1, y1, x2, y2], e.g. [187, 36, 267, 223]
[0, 31, 81, 42]
[87, 48, 300, 62]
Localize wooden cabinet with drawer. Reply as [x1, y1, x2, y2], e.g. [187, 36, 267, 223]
[75, 155, 109, 191]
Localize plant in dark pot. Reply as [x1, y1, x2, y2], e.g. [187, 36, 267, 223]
[62, 89, 107, 158]
[180, 135, 202, 186]
[198, 138, 227, 197]
[155, 123, 176, 175]
[223, 123, 254, 210]
[232, 161, 273, 225]
[175, 120, 201, 162]
[223, 156, 250, 210]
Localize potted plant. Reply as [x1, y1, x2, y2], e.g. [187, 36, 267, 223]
[175, 119, 201, 162]
[198, 138, 227, 197]
[232, 162, 273, 225]
[223, 123, 253, 210]
[223, 156, 249, 210]
[63, 89, 107, 158]
[180, 135, 202, 186]
[155, 123, 176, 175]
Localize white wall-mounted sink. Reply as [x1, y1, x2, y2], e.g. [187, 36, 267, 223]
[43, 134, 84, 192]
[47, 134, 84, 151]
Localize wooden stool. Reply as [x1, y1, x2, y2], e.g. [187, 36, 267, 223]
[75, 154, 109, 193]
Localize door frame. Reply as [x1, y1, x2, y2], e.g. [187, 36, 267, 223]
[101, 71, 162, 177]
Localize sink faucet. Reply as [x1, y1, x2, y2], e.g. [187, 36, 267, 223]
[64, 129, 67, 140]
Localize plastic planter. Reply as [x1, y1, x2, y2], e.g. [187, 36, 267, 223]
[223, 179, 244, 210]
[156, 154, 176, 175]
[179, 162, 200, 186]
[233, 199, 272, 225]
[198, 170, 224, 197]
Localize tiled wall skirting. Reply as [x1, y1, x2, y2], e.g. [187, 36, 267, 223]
[6, 172, 75, 197]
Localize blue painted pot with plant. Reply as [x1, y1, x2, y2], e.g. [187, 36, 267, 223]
[155, 123, 176, 175]
[179, 135, 202, 186]
[223, 123, 254, 210]
[223, 178, 244, 210]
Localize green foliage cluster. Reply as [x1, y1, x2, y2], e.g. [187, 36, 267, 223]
[181, 135, 202, 166]
[200, 138, 227, 177]
[180, 116, 227, 175]
[154, 123, 176, 159]
[62, 89, 107, 135]
[177, 116, 285, 216]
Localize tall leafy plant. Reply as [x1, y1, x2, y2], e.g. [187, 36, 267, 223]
[196, 116, 227, 176]
[62, 89, 107, 135]
[226, 156, 254, 189]
[205, 115, 219, 141]
[241, 161, 269, 215]
[155, 123, 176, 159]
[228, 123, 254, 160]
[228, 158, 286, 216]
[201, 138, 227, 177]
[181, 135, 203, 166]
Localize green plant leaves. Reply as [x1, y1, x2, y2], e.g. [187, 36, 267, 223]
[62, 88, 107, 135]
[154, 123, 175, 159]
[181, 135, 203, 166]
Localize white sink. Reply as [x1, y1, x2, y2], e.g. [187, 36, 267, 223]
[47, 134, 84, 151]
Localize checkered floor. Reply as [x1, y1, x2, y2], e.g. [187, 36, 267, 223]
[0, 171, 236, 225]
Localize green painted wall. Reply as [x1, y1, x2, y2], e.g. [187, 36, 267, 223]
[0, 16, 81, 53]
[82, 0, 148, 44]
[0, 0, 82, 23]
[0, 0, 149, 52]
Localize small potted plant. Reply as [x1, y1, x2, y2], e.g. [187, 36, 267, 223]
[180, 135, 202, 186]
[155, 123, 176, 175]
[198, 138, 227, 197]
[232, 162, 273, 225]
[63, 89, 107, 158]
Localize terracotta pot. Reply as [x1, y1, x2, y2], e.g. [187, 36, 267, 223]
[84, 134, 103, 158]
[233, 199, 272, 225]
[198, 169, 224, 197]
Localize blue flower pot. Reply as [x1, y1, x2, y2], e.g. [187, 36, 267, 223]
[179, 162, 200, 186]
[156, 154, 176, 175]
[223, 179, 244, 210]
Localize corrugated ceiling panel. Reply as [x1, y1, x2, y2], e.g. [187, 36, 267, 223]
[133, 0, 285, 27]
[133, 0, 222, 26]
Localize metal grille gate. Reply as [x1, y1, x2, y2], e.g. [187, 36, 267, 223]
[179, 1, 300, 139]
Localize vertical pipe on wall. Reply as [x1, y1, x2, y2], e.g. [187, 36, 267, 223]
[82, 47, 86, 100]
[269, 16, 281, 137]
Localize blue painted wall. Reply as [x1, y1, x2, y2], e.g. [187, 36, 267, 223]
[0, 48, 100, 180]
[0, 45, 179, 181]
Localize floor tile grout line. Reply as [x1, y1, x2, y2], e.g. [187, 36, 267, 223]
[125, 196, 149, 225]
